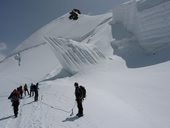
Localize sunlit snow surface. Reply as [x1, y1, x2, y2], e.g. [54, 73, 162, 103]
[0, 0, 170, 128]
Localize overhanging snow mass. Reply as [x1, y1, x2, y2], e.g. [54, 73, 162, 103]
[44, 37, 105, 74]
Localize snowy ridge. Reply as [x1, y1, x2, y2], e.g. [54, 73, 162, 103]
[14, 13, 112, 53]
[112, 0, 170, 53]
[0, 53, 5, 61]
[0, 12, 111, 85]
[0, 42, 46, 63]
[0, 43, 60, 90]
[45, 37, 105, 74]
[0, 12, 112, 88]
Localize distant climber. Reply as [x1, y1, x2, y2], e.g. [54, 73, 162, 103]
[34, 83, 39, 101]
[69, 9, 81, 20]
[8, 89, 20, 118]
[30, 83, 34, 97]
[14, 53, 21, 66]
[24, 84, 29, 96]
[74, 82, 86, 117]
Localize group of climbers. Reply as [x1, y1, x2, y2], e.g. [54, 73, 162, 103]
[69, 9, 81, 20]
[8, 83, 39, 118]
[8, 81, 86, 118]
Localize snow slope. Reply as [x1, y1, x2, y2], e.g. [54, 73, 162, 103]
[13, 13, 112, 53]
[0, 12, 112, 88]
[0, 0, 170, 128]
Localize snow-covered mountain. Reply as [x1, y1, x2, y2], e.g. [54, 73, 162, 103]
[0, 0, 170, 128]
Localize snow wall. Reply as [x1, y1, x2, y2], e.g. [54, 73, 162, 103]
[44, 37, 105, 74]
[112, 0, 170, 53]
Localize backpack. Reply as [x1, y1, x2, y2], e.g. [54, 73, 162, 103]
[79, 86, 86, 99]
[11, 92, 20, 102]
[12, 95, 19, 102]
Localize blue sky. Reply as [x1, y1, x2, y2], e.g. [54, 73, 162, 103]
[0, 0, 128, 55]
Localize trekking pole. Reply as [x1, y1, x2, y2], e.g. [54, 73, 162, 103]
[70, 101, 76, 116]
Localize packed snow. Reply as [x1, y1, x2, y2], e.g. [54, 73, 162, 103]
[0, 0, 170, 128]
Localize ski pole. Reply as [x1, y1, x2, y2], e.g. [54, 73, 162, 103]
[70, 101, 76, 116]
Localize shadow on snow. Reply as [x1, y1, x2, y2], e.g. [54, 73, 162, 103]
[0, 115, 14, 121]
[111, 22, 170, 68]
[62, 116, 80, 122]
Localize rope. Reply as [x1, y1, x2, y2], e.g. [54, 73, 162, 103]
[40, 95, 76, 114]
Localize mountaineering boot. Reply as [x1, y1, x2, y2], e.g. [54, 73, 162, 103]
[76, 113, 83, 117]
[15, 114, 17, 118]
[78, 113, 83, 117]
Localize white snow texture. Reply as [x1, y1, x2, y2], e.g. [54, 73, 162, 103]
[112, 0, 170, 52]
[0, 0, 170, 128]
